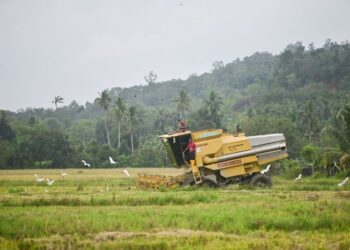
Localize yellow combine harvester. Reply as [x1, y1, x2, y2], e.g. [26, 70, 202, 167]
[138, 129, 288, 188]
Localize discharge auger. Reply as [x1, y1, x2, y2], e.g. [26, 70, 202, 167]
[137, 129, 288, 189]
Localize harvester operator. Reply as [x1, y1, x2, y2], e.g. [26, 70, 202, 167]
[178, 119, 187, 132]
[183, 139, 196, 167]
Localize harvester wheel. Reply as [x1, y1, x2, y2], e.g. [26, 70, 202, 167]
[202, 174, 232, 187]
[250, 174, 272, 188]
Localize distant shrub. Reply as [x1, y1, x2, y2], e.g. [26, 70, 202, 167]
[301, 144, 321, 166]
[34, 161, 52, 168]
[117, 155, 129, 167]
[335, 169, 350, 178]
[312, 172, 327, 179]
[281, 159, 302, 179]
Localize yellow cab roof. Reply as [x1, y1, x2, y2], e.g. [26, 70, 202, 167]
[159, 128, 225, 140]
[159, 131, 192, 139]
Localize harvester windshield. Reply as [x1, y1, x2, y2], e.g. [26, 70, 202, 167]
[160, 131, 191, 167]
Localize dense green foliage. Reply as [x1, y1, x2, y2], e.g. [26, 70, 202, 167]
[1, 40, 350, 168]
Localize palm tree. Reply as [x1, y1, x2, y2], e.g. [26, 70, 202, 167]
[52, 96, 64, 109]
[172, 90, 190, 119]
[205, 91, 223, 127]
[128, 106, 137, 155]
[299, 100, 317, 143]
[154, 109, 167, 133]
[136, 108, 145, 150]
[322, 104, 350, 169]
[323, 104, 350, 151]
[95, 90, 112, 149]
[113, 97, 127, 150]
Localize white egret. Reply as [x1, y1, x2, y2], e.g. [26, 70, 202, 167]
[338, 177, 349, 187]
[122, 169, 130, 177]
[334, 161, 341, 171]
[109, 156, 118, 164]
[294, 173, 302, 182]
[261, 165, 271, 174]
[34, 174, 44, 182]
[82, 160, 91, 167]
[46, 178, 55, 186]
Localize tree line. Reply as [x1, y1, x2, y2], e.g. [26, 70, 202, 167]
[0, 39, 349, 174]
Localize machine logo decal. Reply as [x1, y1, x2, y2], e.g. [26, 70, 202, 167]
[228, 143, 244, 151]
[217, 159, 242, 168]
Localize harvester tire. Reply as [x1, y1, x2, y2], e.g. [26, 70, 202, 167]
[250, 174, 272, 188]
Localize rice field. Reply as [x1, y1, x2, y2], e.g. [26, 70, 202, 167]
[0, 168, 350, 249]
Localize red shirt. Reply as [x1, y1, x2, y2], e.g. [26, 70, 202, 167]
[186, 141, 196, 152]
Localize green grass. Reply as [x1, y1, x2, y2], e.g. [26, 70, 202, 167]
[0, 169, 350, 249]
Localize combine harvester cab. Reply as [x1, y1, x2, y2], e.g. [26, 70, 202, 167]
[138, 129, 288, 188]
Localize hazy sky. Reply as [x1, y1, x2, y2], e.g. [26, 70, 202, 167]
[0, 0, 349, 111]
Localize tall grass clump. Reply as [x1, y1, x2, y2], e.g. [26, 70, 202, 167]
[8, 187, 25, 194]
[76, 184, 85, 191]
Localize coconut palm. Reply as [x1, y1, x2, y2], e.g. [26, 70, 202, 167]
[172, 89, 190, 119]
[95, 90, 112, 149]
[323, 104, 350, 152]
[136, 108, 145, 150]
[52, 96, 64, 109]
[322, 103, 350, 170]
[113, 97, 127, 149]
[128, 106, 137, 155]
[205, 91, 223, 127]
[154, 109, 167, 133]
[299, 100, 317, 143]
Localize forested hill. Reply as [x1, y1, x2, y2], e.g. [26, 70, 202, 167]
[112, 51, 275, 109]
[1, 40, 350, 169]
